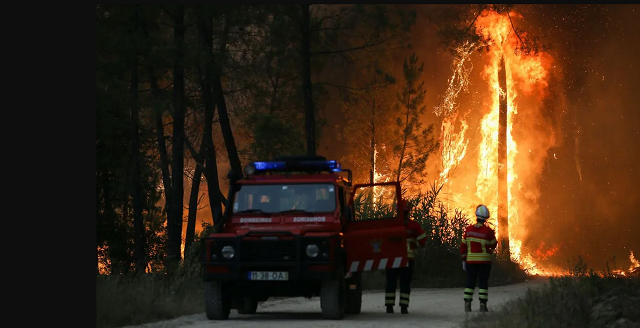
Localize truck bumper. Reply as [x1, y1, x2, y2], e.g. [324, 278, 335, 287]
[201, 232, 342, 284]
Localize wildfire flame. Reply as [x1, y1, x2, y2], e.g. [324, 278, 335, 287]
[372, 145, 390, 207]
[630, 251, 640, 271]
[434, 9, 562, 275]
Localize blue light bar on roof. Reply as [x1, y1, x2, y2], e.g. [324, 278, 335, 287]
[253, 161, 286, 171]
[250, 160, 342, 173]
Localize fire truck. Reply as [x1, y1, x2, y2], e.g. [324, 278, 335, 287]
[201, 156, 410, 320]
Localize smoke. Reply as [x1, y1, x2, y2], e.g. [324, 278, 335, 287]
[515, 4, 640, 271]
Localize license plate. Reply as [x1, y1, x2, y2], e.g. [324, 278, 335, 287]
[247, 271, 289, 281]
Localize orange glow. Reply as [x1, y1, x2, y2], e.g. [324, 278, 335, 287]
[434, 9, 561, 276]
[534, 242, 559, 261]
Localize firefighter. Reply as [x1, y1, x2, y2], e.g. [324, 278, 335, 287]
[385, 200, 427, 314]
[460, 204, 497, 312]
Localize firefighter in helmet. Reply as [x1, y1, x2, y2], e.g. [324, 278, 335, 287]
[460, 204, 497, 312]
[385, 200, 427, 314]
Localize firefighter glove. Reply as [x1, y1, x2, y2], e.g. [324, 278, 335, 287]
[462, 261, 467, 271]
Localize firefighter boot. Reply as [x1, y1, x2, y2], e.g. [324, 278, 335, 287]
[479, 302, 488, 312]
[401, 306, 408, 314]
[464, 300, 472, 312]
[386, 306, 394, 314]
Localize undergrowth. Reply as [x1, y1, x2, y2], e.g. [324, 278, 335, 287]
[460, 259, 640, 328]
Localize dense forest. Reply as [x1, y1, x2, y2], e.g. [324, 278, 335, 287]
[96, 4, 517, 275]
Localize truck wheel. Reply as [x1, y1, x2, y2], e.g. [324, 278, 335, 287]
[345, 272, 362, 314]
[320, 267, 345, 319]
[236, 297, 258, 315]
[205, 281, 231, 320]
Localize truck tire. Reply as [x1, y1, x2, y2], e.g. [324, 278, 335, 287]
[205, 281, 231, 320]
[236, 297, 258, 315]
[320, 267, 345, 319]
[345, 272, 362, 314]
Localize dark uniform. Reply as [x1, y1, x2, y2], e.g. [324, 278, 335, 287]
[385, 216, 427, 314]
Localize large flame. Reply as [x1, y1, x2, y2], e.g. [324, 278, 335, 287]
[434, 9, 562, 275]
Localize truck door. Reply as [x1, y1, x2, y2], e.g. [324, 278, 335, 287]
[343, 181, 409, 273]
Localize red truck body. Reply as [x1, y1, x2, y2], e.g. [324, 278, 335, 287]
[201, 156, 409, 320]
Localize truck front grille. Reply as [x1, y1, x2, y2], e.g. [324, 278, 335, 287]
[241, 240, 296, 262]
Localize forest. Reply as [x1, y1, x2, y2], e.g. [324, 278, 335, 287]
[96, 4, 487, 274]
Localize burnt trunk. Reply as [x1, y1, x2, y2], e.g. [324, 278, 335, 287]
[497, 55, 510, 257]
[169, 4, 186, 266]
[300, 4, 316, 157]
[130, 6, 146, 274]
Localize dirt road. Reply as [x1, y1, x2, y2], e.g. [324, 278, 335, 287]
[122, 277, 548, 328]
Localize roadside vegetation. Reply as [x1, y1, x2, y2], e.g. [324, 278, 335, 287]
[461, 260, 640, 328]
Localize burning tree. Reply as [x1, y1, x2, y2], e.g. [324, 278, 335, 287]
[433, 4, 550, 263]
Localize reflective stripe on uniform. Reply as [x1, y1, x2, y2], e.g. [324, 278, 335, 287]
[466, 253, 492, 262]
[400, 293, 409, 305]
[407, 237, 416, 258]
[479, 288, 488, 301]
[399, 292, 410, 306]
[385, 292, 396, 305]
[465, 236, 494, 262]
[464, 287, 474, 300]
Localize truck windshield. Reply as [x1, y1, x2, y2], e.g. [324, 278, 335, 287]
[233, 183, 336, 214]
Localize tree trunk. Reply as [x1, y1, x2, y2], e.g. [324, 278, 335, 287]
[396, 97, 411, 182]
[185, 146, 204, 253]
[369, 99, 376, 185]
[102, 175, 121, 274]
[130, 6, 146, 274]
[211, 19, 243, 177]
[149, 69, 173, 223]
[497, 55, 510, 258]
[198, 11, 224, 226]
[169, 4, 186, 267]
[300, 4, 316, 157]
[144, 12, 174, 229]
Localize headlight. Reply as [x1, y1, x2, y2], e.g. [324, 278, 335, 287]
[243, 164, 256, 176]
[306, 244, 319, 258]
[221, 245, 235, 259]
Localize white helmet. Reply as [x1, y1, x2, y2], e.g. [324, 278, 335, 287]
[475, 204, 490, 220]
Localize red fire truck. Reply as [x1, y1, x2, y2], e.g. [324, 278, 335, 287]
[201, 156, 410, 320]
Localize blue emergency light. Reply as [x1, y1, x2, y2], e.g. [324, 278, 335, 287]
[244, 159, 342, 176]
[253, 161, 287, 171]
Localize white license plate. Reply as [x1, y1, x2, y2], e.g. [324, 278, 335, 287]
[248, 271, 289, 281]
